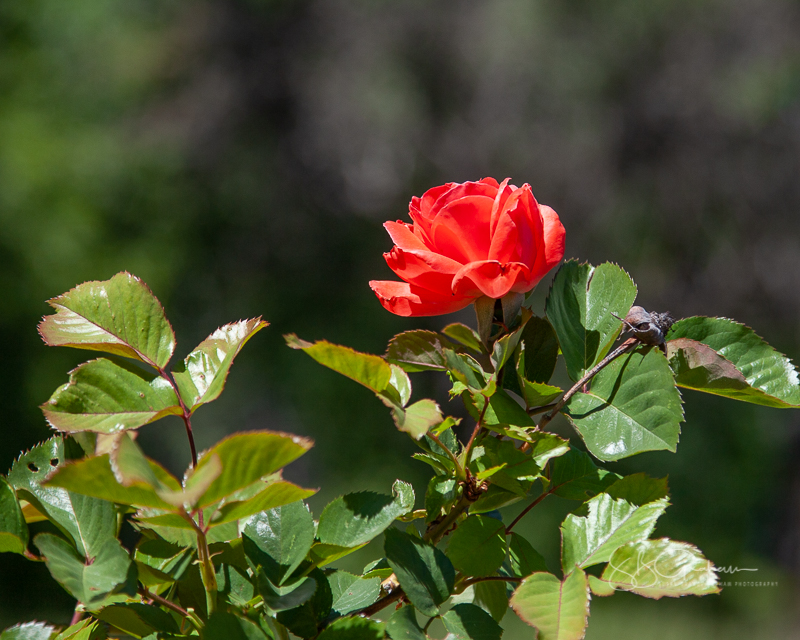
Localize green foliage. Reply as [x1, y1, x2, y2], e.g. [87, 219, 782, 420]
[3, 256, 799, 640]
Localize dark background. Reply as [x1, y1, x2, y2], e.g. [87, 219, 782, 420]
[2, 1, 800, 636]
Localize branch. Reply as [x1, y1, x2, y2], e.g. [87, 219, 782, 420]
[505, 489, 551, 534]
[353, 587, 405, 618]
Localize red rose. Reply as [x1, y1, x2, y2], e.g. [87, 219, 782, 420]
[369, 177, 566, 317]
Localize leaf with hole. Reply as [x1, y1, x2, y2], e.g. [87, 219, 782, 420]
[564, 347, 683, 461]
[545, 260, 637, 382]
[41, 359, 181, 434]
[38, 272, 176, 369]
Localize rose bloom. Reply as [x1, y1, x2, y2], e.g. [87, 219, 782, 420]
[370, 177, 566, 316]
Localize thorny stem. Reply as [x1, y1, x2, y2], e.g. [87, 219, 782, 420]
[462, 396, 490, 470]
[521, 337, 639, 452]
[505, 488, 552, 534]
[139, 586, 203, 631]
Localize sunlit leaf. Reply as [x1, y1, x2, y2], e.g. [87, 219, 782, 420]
[41, 359, 181, 434]
[0, 477, 28, 555]
[0, 622, 56, 640]
[9, 437, 117, 557]
[316, 617, 385, 640]
[242, 501, 315, 586]
[213, 480, 316, 525]
[190, 431, 313, 507]
[307, 542, 367, 567]
[442, 323, 484, 353]
[425, 476, 460, 523]
[392, 399, 443, 440]
[666, 317, 800, 407]
[38, 272, 176, 369]
[511, 569, 590, 640]
[173, 318, 268, 412]
[384, 528, 455, 617]
[328, 570, 381, 615]
[386, 330, 454, 372]
[318, 480, 414, 548]
[564, 347, 683, 461]
[561, 494, 669, 573]
[545, 260, 637, 382]
[599, 538, 720, 599]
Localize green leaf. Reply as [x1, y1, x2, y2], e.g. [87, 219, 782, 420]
[307, 542, 367, 567]
[506, 533, 548, 578]
[666, 316, 800, 407]
[318, 480, 414, 548]
[518, 380, 562, 410]
[257, 570, 317, 611]
[561, 494, 669, 573]
[173, 318, 268, 411]
[35, 533, 133, 606]
[242, 501, 315, 585]
[276, 567, 332, 638]
[465, 390, 535, 430]
[213, 480, 316, 525]
[38, 272, 176, 369]
[317, 617, 385, 640]
[442, 323, 484, 353]
[386, 330, 455, 372]
[588, 574, 616, 597]
[547, 449, 620, 501]
[564, 347, 684, 461]
[470, 485, 525, 514]
[491, 319, 526, 372]
[190, 431, 313, 507]
[386, 605, 426, 640]
[41, 359, 181, 434]
[10, 438, 117, 557]
[393, 399, 443, 440]
[52, 619, 102, 640]
[205, 612, 271, 640]
[545, 261, 637, 382]
[519, 316, 560, 383]
[606, 473, 669, 507]
[442, 603, 503, 640]
[44, 452, 180, 510]
[286, 335, 393, 394]
[446, 351, 494, 395]
[425, 476, 460, 523]
[511, 569, 590, 640]
[134, 534, 192, 587]
[328, 570, 381, 615]
[446, 515, 507, 577]
[97, 603, 181, 638]
[384, 528, 455, 616]
[474, 580, 510, 623]
[0, 477, 28, 555]
[599, 538, 720, 598]
[0, 623, 56, 640]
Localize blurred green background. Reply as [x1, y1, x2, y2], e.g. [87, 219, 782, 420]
[2, 0, 800, 636]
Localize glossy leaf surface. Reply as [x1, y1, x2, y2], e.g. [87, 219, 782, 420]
[38, 272, 175, 369]
[564, 348, 683, 461]
[561, 493, 669, 572]
[546, 261, 637, 381]
[511, 569, 590, 640]
[173, 318, 268, 411]
[666, 316, 800, 407]
[41, 359, 181, 434]
[0, 623, 56, 640]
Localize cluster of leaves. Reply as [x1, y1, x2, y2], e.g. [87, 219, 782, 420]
[2, 263, 800, 640]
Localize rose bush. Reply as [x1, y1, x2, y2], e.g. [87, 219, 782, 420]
[369, 177, 566, 316]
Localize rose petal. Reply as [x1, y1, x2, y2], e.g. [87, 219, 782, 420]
[529, 204, 566, 281]
[452, 260, 533, 299]
[384, 221, 429, 251]
[384, 247, 462, 295]
[431, 195, 494, 263]
[431, 180, 498, 217]
[489, 178, 512, 236]
[369, 280, 474, 317]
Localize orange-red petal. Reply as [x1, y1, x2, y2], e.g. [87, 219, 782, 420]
[384, 247, 462, 295]
[451, 260, 533, 299]
[369, 280, 474, 317]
